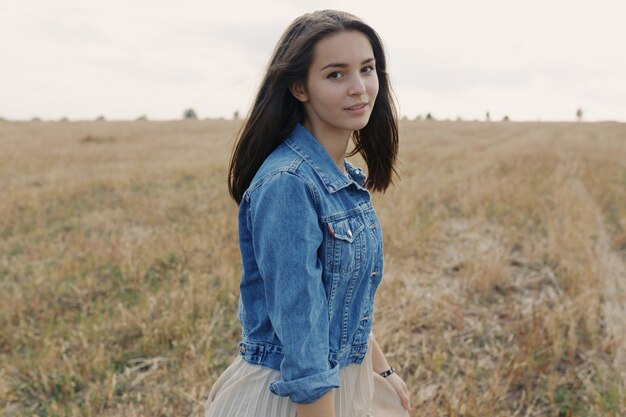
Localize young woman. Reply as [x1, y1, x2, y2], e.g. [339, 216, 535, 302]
[205, 10, 411, 417]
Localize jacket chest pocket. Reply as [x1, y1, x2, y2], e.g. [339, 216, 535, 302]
[327, 216, 366, 275]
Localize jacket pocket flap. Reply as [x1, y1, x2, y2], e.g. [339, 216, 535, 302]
[327, 217, 365, 243]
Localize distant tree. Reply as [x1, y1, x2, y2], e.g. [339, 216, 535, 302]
[59, 117, 69, 122]
[426, 112, 435, 121]
[183, 108, 198, 120]
[414, 114, 422, 121]
[576, 108, 583, 122]
[32, 116, 41, 122]
[502, 115, 510, 122]
[485, 111, 490, 121]
[233, 110, 240, 120]
[135, 115, 148, 121]
[401, 115, 409, 122]
[456, 116, 463, 122]
[95, 115, 106, 121]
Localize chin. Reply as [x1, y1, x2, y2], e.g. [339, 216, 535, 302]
[342, 115, 372, 131]
[349, 117, 372, 132]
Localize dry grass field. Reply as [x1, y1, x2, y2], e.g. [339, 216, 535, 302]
[1, 119, 625, 416]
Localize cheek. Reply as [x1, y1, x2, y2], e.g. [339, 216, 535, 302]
[311, 84, 343, 107]
[368, 77, 380, 98]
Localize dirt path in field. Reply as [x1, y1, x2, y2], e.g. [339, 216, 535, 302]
[568, 172, 626, 386]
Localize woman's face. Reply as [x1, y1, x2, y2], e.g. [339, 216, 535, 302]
[292, 30, 379, 137]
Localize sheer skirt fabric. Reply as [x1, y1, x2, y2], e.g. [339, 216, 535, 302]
[205, 332, 408, 417]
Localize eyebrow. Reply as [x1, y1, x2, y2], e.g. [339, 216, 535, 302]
[320, 57, 375, 72]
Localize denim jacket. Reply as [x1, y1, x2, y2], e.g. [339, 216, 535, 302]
[235, 123, 384, 404]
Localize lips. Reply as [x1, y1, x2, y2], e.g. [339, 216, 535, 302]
[345, 102, 368, 110]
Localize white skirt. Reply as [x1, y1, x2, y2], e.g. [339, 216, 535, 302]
[205, 332, 409, 417]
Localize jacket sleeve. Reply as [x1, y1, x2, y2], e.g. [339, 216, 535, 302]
[247, 171, 340, 404]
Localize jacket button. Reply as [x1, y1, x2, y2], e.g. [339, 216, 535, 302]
[240, 346, 246, 353]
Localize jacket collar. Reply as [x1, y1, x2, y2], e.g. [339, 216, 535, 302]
[284, 123, 367, 194]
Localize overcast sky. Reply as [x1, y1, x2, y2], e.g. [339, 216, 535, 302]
[2, 0, 625, 122]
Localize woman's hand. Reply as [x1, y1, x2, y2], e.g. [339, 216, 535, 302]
[369, 333, 411, 412]
[295, 390, 336, 417]
[385, 372, 411, 412]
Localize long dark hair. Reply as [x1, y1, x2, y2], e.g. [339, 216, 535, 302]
[228, 9, 399, 204]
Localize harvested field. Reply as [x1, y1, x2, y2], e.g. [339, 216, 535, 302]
[1, 119, 624, 416]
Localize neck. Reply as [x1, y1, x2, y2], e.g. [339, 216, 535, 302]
[303, 119, 351, 174]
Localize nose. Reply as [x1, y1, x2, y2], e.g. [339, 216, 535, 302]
[348, 73, 366, 96]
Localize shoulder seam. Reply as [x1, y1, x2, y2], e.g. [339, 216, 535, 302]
[246, 169, 322, 213]
[243, 149, 303, 201]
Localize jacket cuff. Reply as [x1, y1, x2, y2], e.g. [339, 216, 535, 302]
[268, 359, 340, 404]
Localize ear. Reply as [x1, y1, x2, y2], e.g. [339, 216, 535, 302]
[289, 82, 308, 103]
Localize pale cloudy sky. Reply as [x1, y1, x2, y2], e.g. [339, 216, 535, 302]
[1, 0, 625, 122]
